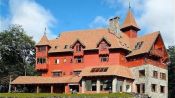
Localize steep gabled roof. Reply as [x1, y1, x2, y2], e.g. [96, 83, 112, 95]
[36, 34, 49, 46]
[126, 31, 160, 57]
[48, 29, 130, 53]
[120, 9, 140, 31]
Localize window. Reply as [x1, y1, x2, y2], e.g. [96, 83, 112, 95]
[38, 46, 46, 52]
[52, 71, 62, 77]
[73, 71, 81, 76]
[151, 84, 157, 92]
[142, 83, 145, 93]
[136, 83, 145, 94]
[100, 42, 107, 50]
[139, 70, 145, 77]
[63, 58, 67, 63]
[160, 73, 166, 80]
[37, 58, 46, 64]
[90, 67, 108, 73]
[160, 85, 165, 93]
[135, 41, 144, 50]
[153, 71, 158, 78]
[100, 55, 109, 62]
[75, 57, 83, 63]
[55, 59, 59, 64]
[76, 45, 81, 52]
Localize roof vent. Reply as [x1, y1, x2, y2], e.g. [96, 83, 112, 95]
[55, 46, 58, 49]
[64, 45, 68, 49]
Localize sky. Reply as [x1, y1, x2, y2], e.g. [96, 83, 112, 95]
[0, 0, 175, 47]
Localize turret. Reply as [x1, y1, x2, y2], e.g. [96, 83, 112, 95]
[120, 8, 140, 38]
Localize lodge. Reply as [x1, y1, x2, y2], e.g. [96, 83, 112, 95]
[12, 7, 168, 98]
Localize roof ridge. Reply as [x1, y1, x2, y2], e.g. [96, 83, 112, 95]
[61, 28, 107, 34]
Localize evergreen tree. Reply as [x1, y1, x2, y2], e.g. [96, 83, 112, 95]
[168, 46, 175, 98]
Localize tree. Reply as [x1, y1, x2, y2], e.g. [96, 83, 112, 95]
[168, 46, 175, 98]
[0, 25, 36, 87]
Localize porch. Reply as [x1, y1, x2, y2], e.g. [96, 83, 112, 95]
[81, 76, 134, 94]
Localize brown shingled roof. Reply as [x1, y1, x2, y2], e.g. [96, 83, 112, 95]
[11, 76, 81, 84]
[120, 9, 140, 30]
[36, 34, 49, 46]
[48, 29, 130, 53]
[80, 65, 133, 79]
[126, 31, 160, 57]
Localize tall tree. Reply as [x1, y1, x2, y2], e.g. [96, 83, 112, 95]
[0, 25, 36, 86]
[168, 46, 175, 98]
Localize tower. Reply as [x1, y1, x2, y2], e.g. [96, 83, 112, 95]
[120, 7, 140, 38]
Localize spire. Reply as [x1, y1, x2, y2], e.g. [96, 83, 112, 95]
[120, 6, 140, 32]
[36, 28, 50, 46]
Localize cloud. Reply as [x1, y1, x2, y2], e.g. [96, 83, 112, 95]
[138, 0, 175, 47]
[89, 16, 108, 28]
[0, 0, 57, 42]
[102, 0, 175, 47]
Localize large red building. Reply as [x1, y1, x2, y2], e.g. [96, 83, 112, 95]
[12, 8, 168, 98]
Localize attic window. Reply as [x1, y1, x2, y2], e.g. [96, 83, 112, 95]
[64, 45, 68, 49]
[135, 41, 144, 50]
[90, 67, 108, 73]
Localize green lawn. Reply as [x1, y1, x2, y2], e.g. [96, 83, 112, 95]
[0, 93, 133, 98]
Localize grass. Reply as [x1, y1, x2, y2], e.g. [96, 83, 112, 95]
[0, 93, 133, 98]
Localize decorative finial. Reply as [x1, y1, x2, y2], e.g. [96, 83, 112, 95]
[44, 27, 47, 35]
[129, 0, 131, 9]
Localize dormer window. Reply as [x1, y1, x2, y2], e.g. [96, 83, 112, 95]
[76, 45, 81, 52]
[38, 46, 46, 52]
[100, 42, 107, 50]
[97, 37, 111, 51]
[71, 39, 85, 52]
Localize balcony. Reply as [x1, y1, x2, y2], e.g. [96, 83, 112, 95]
[74, 51, 84, 56]
[35, 63, 48, 71]
[150, 49, 164, 57]
[99, 49, 109, 55]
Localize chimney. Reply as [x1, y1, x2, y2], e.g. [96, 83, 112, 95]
[109, 16, 120, 33]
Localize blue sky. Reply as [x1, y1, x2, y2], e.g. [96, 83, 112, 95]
[0, 0, 174, 46]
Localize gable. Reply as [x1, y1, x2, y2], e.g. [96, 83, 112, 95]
[150, 35, 169, 61]
[71, 39, 85, 49]
[97, 37, 111, 48]
[126, 31, 159, 57]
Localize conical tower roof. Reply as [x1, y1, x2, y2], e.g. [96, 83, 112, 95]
[36, 34, 49, 46]
[120, 9, 140, 31]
